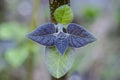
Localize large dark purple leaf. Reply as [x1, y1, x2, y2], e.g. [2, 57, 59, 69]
[67, 23, 96, 48]
[54, 32, 68, 55]
[26, 23, 56, 46]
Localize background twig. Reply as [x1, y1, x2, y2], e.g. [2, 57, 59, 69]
[26, 0, 40, 80]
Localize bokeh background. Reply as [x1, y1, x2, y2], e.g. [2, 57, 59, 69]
[0, 0, 120, 80]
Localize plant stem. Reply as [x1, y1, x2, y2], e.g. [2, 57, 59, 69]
[49, 0, 70, 80]
[51, 74, 68, 80]
[0, 0, 5, 23]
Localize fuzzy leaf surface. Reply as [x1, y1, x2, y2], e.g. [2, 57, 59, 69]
[26, 23, 56, 46]
[54, 5, 73, 25]
[45, 46, 76, 78]
[67, 23, 96, 48]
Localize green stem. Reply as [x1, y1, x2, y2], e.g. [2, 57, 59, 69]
[49, 0, 70, 80]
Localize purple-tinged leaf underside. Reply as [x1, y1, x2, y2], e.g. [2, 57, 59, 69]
[26, 23, 56, 46]
[67, 23, 96, 48]
[26, 23, 96, 55]
[55, 32, 68, 55]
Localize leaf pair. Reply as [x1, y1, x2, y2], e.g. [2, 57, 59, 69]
[26, 23, 96, 55]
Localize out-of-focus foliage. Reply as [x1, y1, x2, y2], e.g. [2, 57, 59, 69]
[81, 6, 100, 22]
[0, 22, 28, 41]
[5, 47, 29, 68]
[75, 6, 101, 26]
[0, 22, 39, 69]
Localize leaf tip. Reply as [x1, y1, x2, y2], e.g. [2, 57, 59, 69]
[89, 33, 97, 43]
[25, 32, 32, 40]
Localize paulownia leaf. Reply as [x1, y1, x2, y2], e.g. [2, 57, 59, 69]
[55, 32, 68, 55]
[67, 23, 96, 48]
[54, 5, 73, 25]
[26, 23, 56, 46]
[45, 46, 76, 78]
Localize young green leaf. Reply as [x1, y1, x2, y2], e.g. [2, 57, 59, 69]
[45, 46, 76, 78]
[54, 5, 73, 25]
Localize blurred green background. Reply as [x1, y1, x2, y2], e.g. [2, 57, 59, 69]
[0, 0, 120, 80]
